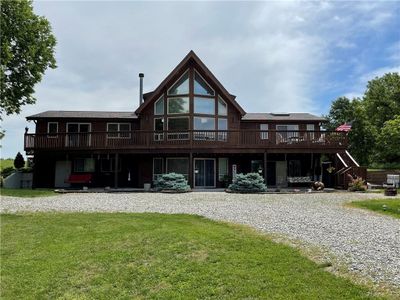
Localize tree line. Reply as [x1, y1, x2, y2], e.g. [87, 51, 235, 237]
[324, 73, 400, 168]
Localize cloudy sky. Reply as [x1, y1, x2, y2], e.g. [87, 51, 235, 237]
[2, 0, 399, 158]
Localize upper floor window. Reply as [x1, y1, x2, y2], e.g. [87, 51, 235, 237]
[47, 122, 58, 137]
[260, 124, 268, 140]
[154, 96, 164, 115]
[107, 123, 131, 138]
[194, 71, 214, 96]
[167, 70, 189, 95]
[218, 97, 227, 116]
[167, 97, 189, 114]
[194, 97, 215, 114]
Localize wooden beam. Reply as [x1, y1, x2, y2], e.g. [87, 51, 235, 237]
[264, 151, 267, 185]
[114, 153, 119, 188]
[189, 152, 193, 188]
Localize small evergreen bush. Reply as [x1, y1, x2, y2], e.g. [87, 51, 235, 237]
[14, 152, 25, 170]
[228, 173, 267, 193]
[154, 173, 191, 192]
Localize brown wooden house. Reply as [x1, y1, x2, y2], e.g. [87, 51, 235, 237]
[24, 51, 361, 189]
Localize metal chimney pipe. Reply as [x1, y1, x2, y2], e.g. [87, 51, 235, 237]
[139, 73, 144, 106]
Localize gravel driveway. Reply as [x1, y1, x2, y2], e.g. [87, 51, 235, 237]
[1, 192, 399, 289]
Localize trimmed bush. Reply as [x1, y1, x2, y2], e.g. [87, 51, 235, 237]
[154, 173, 191, 192]
[228, 173, 267, 193]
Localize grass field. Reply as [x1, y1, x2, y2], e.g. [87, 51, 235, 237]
[1, 213, 382, 299]
[0, 159, 13, 172]
[350, 198, 400, 219]
[0, 188, 57, 197]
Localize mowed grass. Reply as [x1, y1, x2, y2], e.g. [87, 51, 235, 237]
[0, 159, 13, 172]
[1, 213, 381, 299]
[350, 198, 400, 219]
[0, 188, 58, 197]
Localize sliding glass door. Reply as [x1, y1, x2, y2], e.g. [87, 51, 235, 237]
[194, 159, 215, 188]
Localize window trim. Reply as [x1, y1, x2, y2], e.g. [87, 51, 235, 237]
[154, 96, 164, 115]
[106, 123, 131, 139]
[47, 122, 58, 138]
[66, 122, 92, 147]
[260, 124, 268, 140]
[194, 70, 215, 96]
[167, 70, 190, 96]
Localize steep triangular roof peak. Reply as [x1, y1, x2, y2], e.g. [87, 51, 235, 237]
[135, 51, 246, 115]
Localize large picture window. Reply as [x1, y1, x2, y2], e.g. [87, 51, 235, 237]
[73, 158, 95, 173]
[167, 97, 189, 114]
[194, 117, 215, 140]
[166, 158, 189, 179]
[218, 158, 228, 181]
[218, 118, 228, 141]
[218, 97, 227, 116]
[194, 97, 215, 114]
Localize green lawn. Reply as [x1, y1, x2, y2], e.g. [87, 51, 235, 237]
[350, 198, 400, 219]
[1, 213, 382, 299]
[0, 188, 58, 197]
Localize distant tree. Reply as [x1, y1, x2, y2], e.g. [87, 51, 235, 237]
[375, 115, 400, 163]
[323, 97, 357, 131]
[363, 73, 400, 129]
[0, 0, 56, 119]
[13, 152, 25, 170]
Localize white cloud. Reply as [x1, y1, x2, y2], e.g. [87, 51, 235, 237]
[1, 1, 399, 157]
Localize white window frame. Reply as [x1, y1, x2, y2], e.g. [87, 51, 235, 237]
[194, 70, 215, 96]
[260, 124, 268, 140]
[154, 96, 164, 115]
[167, 70, 190, 96]
[307, 124, 315, 140]
[66, 123, 92, 147]
[167, 116, 190, 140]
[47, 122, 58, 138]
[106, 123, 131, 139]
[153, 158, 164, 181]
[154, 117, 164, 141]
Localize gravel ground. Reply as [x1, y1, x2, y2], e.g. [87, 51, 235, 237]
[1, 192, 399, 289]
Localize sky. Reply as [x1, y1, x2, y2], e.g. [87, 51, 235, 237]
[1, 0, 399, 158]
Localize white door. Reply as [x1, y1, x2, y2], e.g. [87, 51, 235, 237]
[276, 161, 287, 187]
[55, 161, 71, 188]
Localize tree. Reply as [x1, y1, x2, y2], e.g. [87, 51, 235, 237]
[363, 73, 400, 129]
[323, 97, 357, 131]
[376, 115, 400, 163]
[0, 0, 56, 118]
[14, 152, 25, 170]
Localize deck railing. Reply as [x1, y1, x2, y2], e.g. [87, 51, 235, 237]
[24, 130, 348, 151]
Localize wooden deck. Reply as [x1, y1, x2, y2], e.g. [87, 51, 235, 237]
[24, 130, 347, 153]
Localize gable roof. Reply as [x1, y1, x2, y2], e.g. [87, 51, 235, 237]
[26, 111, 138, 120]
[135, 50, 246, 116]
[242, 113, 326, 122]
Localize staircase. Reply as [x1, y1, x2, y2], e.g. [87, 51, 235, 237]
[334, 151, 366, 189]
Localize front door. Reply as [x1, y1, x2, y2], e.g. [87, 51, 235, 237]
[194, 159, 215, 188]
[276, 161, 287, 187]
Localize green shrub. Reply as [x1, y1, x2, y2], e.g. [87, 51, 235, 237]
[0, 166, 15, 178]
[154, 173, 190, 192]
[228, 173, 267, 193]
[348, 176, 366, 192]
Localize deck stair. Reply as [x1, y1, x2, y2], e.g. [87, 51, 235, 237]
[335, 151, 365, 188]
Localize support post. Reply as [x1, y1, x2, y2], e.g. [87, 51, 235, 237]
[264, 151, 267, 185]
[189, 152, 193, 188]
[114, 153, 119, 188]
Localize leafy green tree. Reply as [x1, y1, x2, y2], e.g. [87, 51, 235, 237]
[323, 97, 357, 131]
[375, 115, 400, 163]
[0, 0, 56, 118]
[13, 152, 25, 170]
[363, 73, 400, 129]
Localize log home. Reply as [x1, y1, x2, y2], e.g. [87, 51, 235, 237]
[24, 51, 361, 189]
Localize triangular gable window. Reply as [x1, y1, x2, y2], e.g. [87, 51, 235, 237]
[194, 71, 214, 96]
[167, 70, 189, 96]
